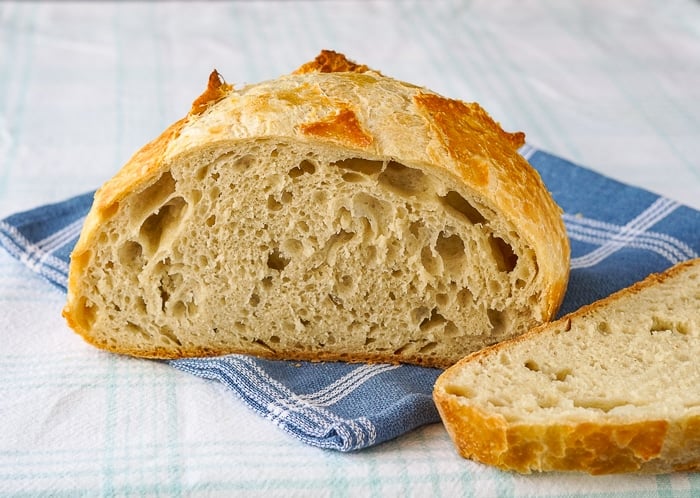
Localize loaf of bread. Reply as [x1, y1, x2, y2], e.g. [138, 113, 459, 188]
[62, 50, 570, 368]
[434, 258, 700, 473]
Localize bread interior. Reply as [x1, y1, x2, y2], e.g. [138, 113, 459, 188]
[75, 140, 542, 366]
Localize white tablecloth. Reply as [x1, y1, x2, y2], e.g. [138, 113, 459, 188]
[1, 1, 699, 495]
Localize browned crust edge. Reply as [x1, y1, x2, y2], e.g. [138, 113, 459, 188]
[69, 332, 452, 369]
[293, 49, 373, 75]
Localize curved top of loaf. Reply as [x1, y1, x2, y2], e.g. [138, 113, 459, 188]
[80, 50, 570, 318]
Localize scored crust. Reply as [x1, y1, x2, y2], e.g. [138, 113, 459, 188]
[433, 258, 700, 473]
[63, 50, 570, 366]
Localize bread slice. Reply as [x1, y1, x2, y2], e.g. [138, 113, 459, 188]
[62, 50, 569, 368]
[434, 258, 700, 473]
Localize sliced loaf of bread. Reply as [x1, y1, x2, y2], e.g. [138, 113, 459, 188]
[62, 51, 570, 368]
[434, 258, 700, 473]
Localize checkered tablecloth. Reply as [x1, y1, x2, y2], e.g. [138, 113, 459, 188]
[2, 1, 700, 495]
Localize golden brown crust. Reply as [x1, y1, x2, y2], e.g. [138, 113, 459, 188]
[190, 70, 233, 115]
[435, 392, 671, 474]
[72, 333, 452, 368]
[300, 107, 373, 147]
[434, 258, 700, 474]
[293, 49, 373, 74]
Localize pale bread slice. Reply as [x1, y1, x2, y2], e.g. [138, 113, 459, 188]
[434, 258, 700, 473]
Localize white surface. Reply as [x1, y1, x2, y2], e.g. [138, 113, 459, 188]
[1, 1, 699, 495]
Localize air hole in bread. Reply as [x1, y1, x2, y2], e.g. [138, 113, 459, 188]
[488, 234, 518, 272]
[252, 339, 275, 354]
[328, 293, 343, 307]
[139, 196, 188, 255]
[118, 241, 144, 269]
[157, 269, 184, 312]
[97, 232, 110, 245]
[435, 232, 466, 275]
[195, 165, 209, 181]
[311, 190, 327, 203]
[134, 296, 147, 314]
[439, 190, 486, 225]
[444, 321, 459, 338]
[77, 297, 97, 329]
[130, 172, 177, 222]
[444, 384, 475, 398]
[208, 186, 221, 203]
[170, 300, 186, 319]
[288, 160, 316, 178]
[487, 398, 510, 408]
[457, 287, 474, 307]
[597, 321, 611, 334]
[341, 172, 367, 183]
[159, 283, 171, 311]
[409, 220, 426, 240]
[249, 293, 260, 307]
[364, 244, 378, 264]
[185, 298, 199, 317]
[324, 229, 355, 264]
[555, 368, 572, 382]
[420, 246, 442, 276]
[356, 217, 373, 242]
[572, 398, 629, 413]
[377, 161, 430, 197]
[487, 308, 505, 335]
[335, 274, 354, 295]
[332, 157, 383, 176]
[266, 248, 290, 271]
[419, 308, 447, 332]
[205, 215, 216, 227]
[393, 341, 415, 356]
[159, 326, 182, 346]
[126, 321, 150, 340]
[524, 360, 540, 372]
[235, 154, 255, 171]
[419, 341, 438, 353]
[190, 190, 202, 204]
[351, 193, 392, 235]
[266, 195, 282, 211]
[650, 316, 689, 335]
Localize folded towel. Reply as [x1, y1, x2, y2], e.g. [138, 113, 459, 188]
[2, 146, 698, 451]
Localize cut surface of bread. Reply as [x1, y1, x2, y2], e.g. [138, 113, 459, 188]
[434, 258, 700, 473]
[62, 50, 569, 368]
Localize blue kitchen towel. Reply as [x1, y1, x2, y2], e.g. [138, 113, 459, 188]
[1, 146, 699, 451]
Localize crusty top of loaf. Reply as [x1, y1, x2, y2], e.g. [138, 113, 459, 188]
[68, 50, 569, 324]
